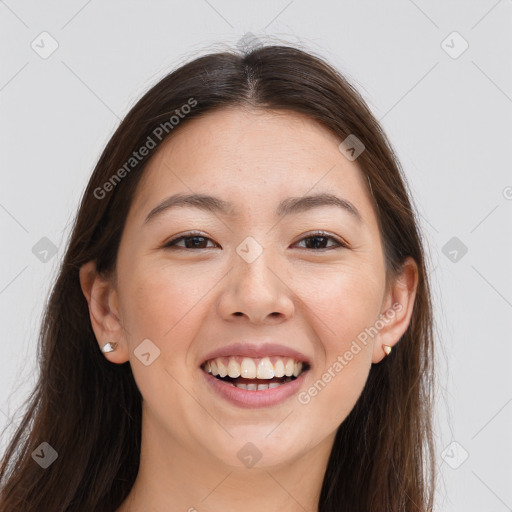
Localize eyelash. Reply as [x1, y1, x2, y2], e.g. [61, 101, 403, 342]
[163, 230, 348, 251]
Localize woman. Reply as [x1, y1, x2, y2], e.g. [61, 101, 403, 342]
[0, 44, 435, 511]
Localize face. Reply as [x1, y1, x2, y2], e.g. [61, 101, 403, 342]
[83, 107, 415, 470]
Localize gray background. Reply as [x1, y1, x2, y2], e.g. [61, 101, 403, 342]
[1, 1, 511, 510]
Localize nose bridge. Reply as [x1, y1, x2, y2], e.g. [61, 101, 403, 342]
[219, 234, 294, 322]
[234, 235, 278, 295]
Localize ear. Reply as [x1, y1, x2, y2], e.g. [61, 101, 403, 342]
[372, 256, 419, 364]
[79, 260, 129, 364]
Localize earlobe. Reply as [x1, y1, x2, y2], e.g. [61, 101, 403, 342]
[372, 257, 419, 364]
[79, 261, 128, 364]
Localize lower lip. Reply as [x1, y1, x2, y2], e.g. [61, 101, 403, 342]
[201, 369, 309, 409]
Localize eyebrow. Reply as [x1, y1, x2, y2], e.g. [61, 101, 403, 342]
[143, 192, 362, 224]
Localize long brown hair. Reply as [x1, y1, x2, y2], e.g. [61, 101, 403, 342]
[0, 44, 435, 511]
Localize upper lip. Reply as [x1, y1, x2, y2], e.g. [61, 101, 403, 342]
[200, 342, 311, 366]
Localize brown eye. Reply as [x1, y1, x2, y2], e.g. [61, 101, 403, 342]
[164, 233, 218, 250]
[294, 231, 346, 250]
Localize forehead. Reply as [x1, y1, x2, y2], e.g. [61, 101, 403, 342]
[131, 107, 374, 220]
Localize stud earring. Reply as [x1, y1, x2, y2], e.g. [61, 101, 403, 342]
[101, 342, 118, 353]
[382, 344, 392, 356]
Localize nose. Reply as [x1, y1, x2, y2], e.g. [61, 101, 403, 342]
[217, 248, 295, 324]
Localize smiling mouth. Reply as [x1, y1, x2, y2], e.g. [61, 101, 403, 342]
[201, 356, 310, 391]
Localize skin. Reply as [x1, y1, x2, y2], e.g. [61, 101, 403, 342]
[80, 107, 418, 512]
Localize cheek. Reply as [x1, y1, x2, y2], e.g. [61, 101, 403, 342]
[116, 262, 209, 422]
[117, 259, 212, 342]
[294, 263, 381, 408]
[298, 349, 372, 440]
[116, 260, 215, 398]
[295, 261, 384, 346]
[296, 274, 378, 429]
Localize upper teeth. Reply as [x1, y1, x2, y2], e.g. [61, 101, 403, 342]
[203, 356, 304, 379]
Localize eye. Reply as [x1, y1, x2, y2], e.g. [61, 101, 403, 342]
[163, 230, 347, 251]
[163, 232, 218, 250]
[293, 231, 347, 251]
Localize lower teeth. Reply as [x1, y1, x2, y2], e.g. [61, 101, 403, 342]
[230, 377, 293, 391]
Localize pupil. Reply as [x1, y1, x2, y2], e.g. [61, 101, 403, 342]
[186, 236, 206, 249]
[306, 236, 326, 249]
